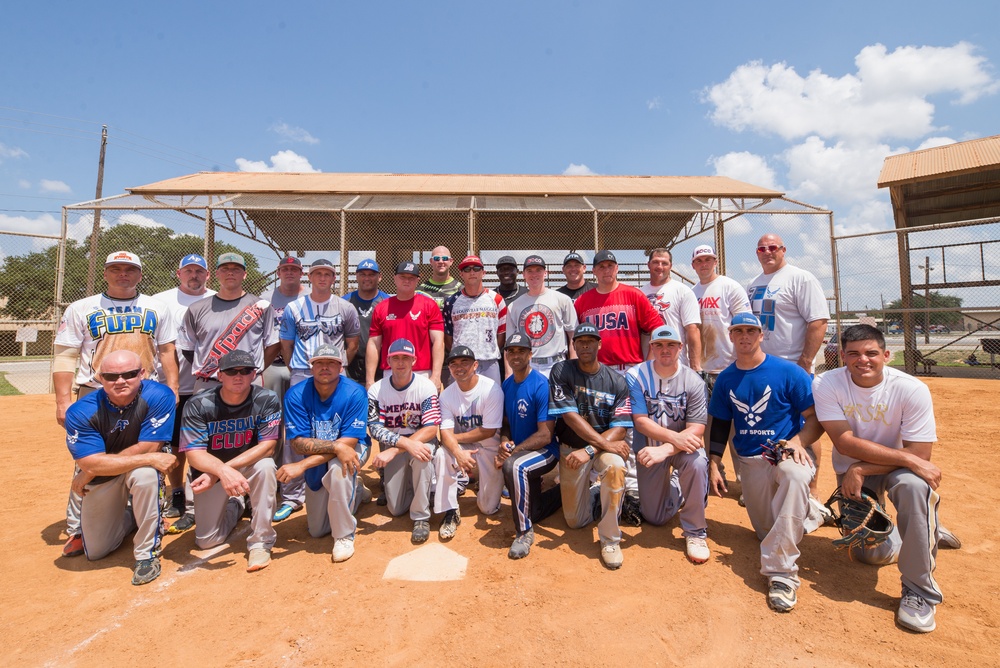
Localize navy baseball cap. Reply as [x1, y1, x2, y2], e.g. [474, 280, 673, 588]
[593, 250, 617, 266]
[309, 344, 344, 363]
[446, 345, 477, 363]
[310, 259, 335, 274]
[179, 254, 208, 270]
[573, 323, 601, 340]
[278, 255, 302, 268]
[496, 255, 517, 268]
[729, 312, 763, 330]
[357, 258, 380, 273]
[563, 252, 585, 266]
[505, 332, 532, 349]
[387, 338, 417, 358]
[523, 255, 546, 270]
[219, 349, 256, 371]
[650, 325, 682, 343]
[395, 261, 420, 276]
[217, 252, 246, 268]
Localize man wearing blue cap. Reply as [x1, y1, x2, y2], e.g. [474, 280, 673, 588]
[345, 258, 389, 385]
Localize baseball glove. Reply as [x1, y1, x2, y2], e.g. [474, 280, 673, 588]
[620, 490, 643, 527]
[824, 486, 894, 553]
[760, 439, 792, 465]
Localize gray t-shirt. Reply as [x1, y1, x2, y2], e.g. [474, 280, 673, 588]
[625, 361, 707, 450]
[180, 293, 279, 381]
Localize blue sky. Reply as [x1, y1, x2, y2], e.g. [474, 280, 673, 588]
[2, 0, 999, 305]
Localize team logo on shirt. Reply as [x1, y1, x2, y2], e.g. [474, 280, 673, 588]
[112, 419, 130, 433]
[409, 311, 422, 320]
[67, 429, 79, 446]
[86, 307, 159, 339]
[518, 304, 555, 346]
[552, 384, 566, 401]
[296, 314, 346, 341]
[730, 386, 771, 427]
[647, 293, 672, 313]
[314, 415, 343, 440]
[150, 414, 169, 430]
[698, 296, 721, 310]
[516, 398, 530, 419]
[648, 391, 687, 423]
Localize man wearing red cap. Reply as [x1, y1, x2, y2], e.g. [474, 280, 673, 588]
[442, 255, 507, 385]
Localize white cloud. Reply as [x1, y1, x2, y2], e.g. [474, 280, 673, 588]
[115, 213, 166, 229]
[646, 97, 662, 111]
[710, 151, 781, 191]
[270, 122, 320, 145]
[782, 137, 900, 206]
[17, 179, 31, 189]
[0, 142, 28, 162]
[0, 212, 61, 237]
[39, 179, 72, 194]
[916, 136, 958, 151]
[562, 163, 598, 176]
[235, 150, 320, 173]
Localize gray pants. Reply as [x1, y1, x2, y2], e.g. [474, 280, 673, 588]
[836, 469, 943, 605]
[636, 448, 709, 538]
[65, 384, 99, 535]
[384, 444, 437, 521]
[434, 442, 503, 516]
[81, 467, 163, 562]
[305, 445, 371, 540]
[193, 458, 277, 552]
[559, 443, 626, 546]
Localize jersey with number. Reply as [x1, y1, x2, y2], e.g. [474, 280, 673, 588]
[747, 264, 829, 363]
[417, 277, 462, 310]
[557, 281, 596, 301]
[503, 369, 556, 447]
[180, 294, 279, 381]
[345, 290, 390, 382]
[708, 355, 813, 458]
[692, 276, 751, 374]
[506, 289, 577, 360]
[178, 386, 282, 475]
[369, 294, 444, 372]
[641, 281, 701, 366]
[442, 289, 507, 362]
[153, 287, 217, 394]
[64, 380, 176, 485]
[367, 374, 442, 447]
[280, 294, 361, 370]
[439, 376, 504, 449]
[56, 293, 177, 388]
[626, 362, 707, 450]
[575, 284, 664, 366]
[812, 366, 937, 475]
[548, 360, 632, 449]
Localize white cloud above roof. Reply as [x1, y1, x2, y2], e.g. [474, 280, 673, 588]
[235, 150, 320, 173]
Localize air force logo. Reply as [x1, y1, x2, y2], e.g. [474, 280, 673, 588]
[516, 398, 530, 420]
[150, 414, 169, 430]
[730, 386, 771, 427]
[67, 429, 79, 446]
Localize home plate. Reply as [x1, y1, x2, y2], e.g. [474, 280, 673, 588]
[382, 543, 468, 581]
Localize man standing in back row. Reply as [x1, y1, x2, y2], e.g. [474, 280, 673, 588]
[506, 255, 578, 378]
[442, 254, 507, 385]
[640, 248, 702, 371]
[418, 246, 462, 309]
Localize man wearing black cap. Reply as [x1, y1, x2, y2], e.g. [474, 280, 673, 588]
[495, 255, 527, 306]
[433, 345, 505, 539]
[180, 349, 281, 572]
[556, 252, 596, 301]
[506, 255, 578, 378]
[549, 323, 633, 570]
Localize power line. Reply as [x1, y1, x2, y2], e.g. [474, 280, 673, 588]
[0, 192, 75, 201]
[0, 123, 99, 142]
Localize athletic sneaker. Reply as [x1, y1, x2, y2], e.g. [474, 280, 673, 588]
[508, 528, 535, 560]
[359, 484, 373, 504]
[247, 548, 271, 572]
[897, 586, 936, 633]
[165, 489, 185, 518]
[62, 534, 84, 558]
[938, 526, 962, 550]
[457, 470, 469, 496]
[332, 537, 355, 563]
[685, 536, 710, 564]
[411, 520, 431, 544]
[439, 509, 461, 540]
[167, 513, 195, 534]
[131, 557, 161, 586]
[600, 541, 623, 570]
[767, 580, 796, 612]
[273, 503, 298, 522]
[809, 496, 836, 526]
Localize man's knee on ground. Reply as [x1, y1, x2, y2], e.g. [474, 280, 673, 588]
[776, 459, 813, 487]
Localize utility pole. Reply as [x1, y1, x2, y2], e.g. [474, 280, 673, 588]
[85, 125, 108, 295]
[919, 255, 934, 344]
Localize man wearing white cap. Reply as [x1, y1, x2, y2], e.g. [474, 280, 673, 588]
[640, 248, 702, 371]
[54, 250, 179, 558]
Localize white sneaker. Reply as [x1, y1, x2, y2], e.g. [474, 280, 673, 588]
[332, 537, 355, 563]
[685, 536, 710, 564]
[897, 586, 936, 633]
[600, 541, 623, 570]
[247, 548, 271, 572]
[359, 484, 373, 505]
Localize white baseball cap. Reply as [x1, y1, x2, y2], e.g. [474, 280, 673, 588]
[691, 245, 717, 260]
[105, 251, 142, 269]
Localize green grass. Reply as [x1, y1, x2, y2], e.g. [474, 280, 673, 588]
[0, 372, 22, 396]
[887, 348, 977, 367]
[0, 355, 51, 363]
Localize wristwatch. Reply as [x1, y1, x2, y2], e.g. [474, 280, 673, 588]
[584, 445, 596, 459]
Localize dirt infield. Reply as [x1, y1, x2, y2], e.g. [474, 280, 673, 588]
[2, 379, 997, 667]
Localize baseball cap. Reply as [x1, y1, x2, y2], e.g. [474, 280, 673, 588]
[496, 255, 517, 268]
[218, 349, 256, 371]
[395, 261, 420, 276]
[523, 255, 546, 270]
[593, 250, 617, 266]
[387, 338, 417, 358]
[458, 255, 484, 270]
[310, 258, 335, 274]
[650, 325, 682, 344]
[446, 345, 477, 363]
[692, 245, 717, 260]
[563, 252, 585, 266]
[309, 344, 344, 363]
[278, 255, 302, 268]
[217, 252, 246, 268]
[105, 251, 142, 269]
[505, 331, 532, 349]
[573, 322, 601, 340]
[729, 312, 763, 330]
[357, 258, 380, 273]
[179, 254, 207, 270]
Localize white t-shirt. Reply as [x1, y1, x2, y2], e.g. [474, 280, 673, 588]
[641, 280, 701, 366]
[747, 264, 829, 367]
[812, 366, 937, 475]
[55, 292, 176, 388]
[506, 289, 578, 361]
[439, 375, 504, 450]
[692, 276, 751, 374]
[153, 286, 216, 394]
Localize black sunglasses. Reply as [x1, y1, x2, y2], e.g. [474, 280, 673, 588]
[100, 368, 142, 382]
[220, 367, 255, 376]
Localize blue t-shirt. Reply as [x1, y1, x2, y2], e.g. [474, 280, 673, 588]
[284, 376, 371, 490]
[502, 369, 556, 447]
[708, 355, 813, 457]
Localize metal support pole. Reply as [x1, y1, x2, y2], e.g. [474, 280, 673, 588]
[714, 200, 726, 274]
[923, 256, 932, 344]
[468, 207, 476, 255]
[339, 210, 348, 296]
[51, 207, 69, 392]
[828, 211, 842, 346]
[204, 208, 215, 288]
[593, 209, 599, 252]
[84, 125, 108, 295]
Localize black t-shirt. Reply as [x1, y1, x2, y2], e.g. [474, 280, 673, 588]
[556, 281, 596, 301]
[179, 386, 282, 475]
[547, 360, 633, 449]
[346, 290, 388, 382]
[497, 284, 528, 306]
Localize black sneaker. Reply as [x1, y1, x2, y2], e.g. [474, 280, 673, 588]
[621, 490, 642, 527]
[439, 509, 461, 540]
[131, 557, 161, 586]
[411, 520, 431, 544]
[165, 489, 185, 518]
[167, 512, 195, 534]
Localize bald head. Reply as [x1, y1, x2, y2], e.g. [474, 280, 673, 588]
[100, 350, 143, 374]
[755, 233, 787, 274]
[429, 245, 454, 280]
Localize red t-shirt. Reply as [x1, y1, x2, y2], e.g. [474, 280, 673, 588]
[369, 294, 445, 371]
[574, 284, 664, 366]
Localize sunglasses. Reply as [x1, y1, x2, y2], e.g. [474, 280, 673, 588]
[460, 266, 483, 273]
[220, 367, 255, 376]
[756, 245, 785, 253]
[100, 368, 141, 382]
[431, 255, 451, 262]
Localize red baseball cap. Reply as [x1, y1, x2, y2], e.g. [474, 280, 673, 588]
[458, 255, 484, 270]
